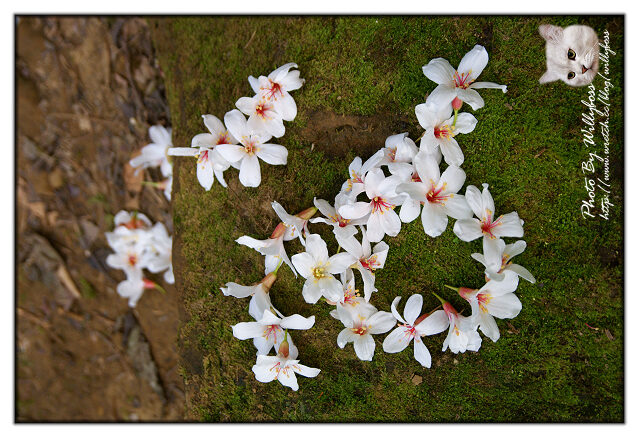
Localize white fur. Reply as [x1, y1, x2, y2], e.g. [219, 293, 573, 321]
[539, 24, 599, 87]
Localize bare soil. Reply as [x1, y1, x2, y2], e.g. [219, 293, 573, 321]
[16, 17, 184, 421]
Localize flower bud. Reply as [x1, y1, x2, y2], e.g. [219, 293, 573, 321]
[278, 339, 290, 358]
[143, 278, 156, 290]
[261, 272, 277, 292]
[296, 206, 317, 221]
[270, 222, 287, 239]
[457, 287, 477, 300]
[452, 97, 463, 111]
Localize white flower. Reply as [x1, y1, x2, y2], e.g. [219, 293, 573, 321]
[335, 228, 389, 301]
[232, 308, 315, 356]
[340, 151, 384, 197]
[236, 234, 296, 277]
[396, 151, 472, 237]
[105, 239, 151, 280]
[252, 344, 320, 391]
[471, 239, 536, 284]
[167, 115, 235, 190]
[328, 271, 376, 319]
[116, 276, 161, 308]
[458, 271, 522, 342]
[453, 184, 524, 270]
[336, 305, 396, 361]
[310, 194, 364, 239]
[236, 95, 286, 138]
[145, 222, 174, 284]
[382, 295, 449, 367]
[377, 133, 419, 174]
[414, 101, 477, 166]
[338, 168, 403, 242]
[291, 234, 357, 304]
[422, 44, 507, 110]
[271, 201, 314, 244]
[221, 272, 277, 299]
[440, 300, 482, 354]
[113, 210, 152, 230]
[129, 125, 173, 178]
[248, 62, 304, 121]
[215, 109, 288, 188]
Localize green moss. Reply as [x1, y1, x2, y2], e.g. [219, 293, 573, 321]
[151, 16, 623, 422]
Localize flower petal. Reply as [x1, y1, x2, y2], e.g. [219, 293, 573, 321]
[196, 155, 214, 191]
[291, 252, 315, 278]
[337, 328, 357, 348]
[328, 252, 357, 274]
[465, 185, 483, 218]
[280, 314, 315, 330]
[239, 154, 261, 187]
[413, 338, 432, 368]
[443, 195, 473, 220]
[452, 112, 478, 135]
[339, 202, 371, 220]
[421, 201, 448, 237]
[458, 45, 489, 80]
[439, 138, 464, 167]
[415, 309, 449, 336]
[232, 322, 265, 340]
[456, 88, 485, 111]
[224, 109, 250, 142]
[353, 334, 376, 361]
[507, 263, 536, 284]
[486, 293, 522, 319]
[403, 294, 423, 325]
[453, 218, 483, 242]
[221, 282, 257, 298]
[215, 144, 246, 163]
[382, 326, 412, 353]
[368, 311, 397, 334]
[422, 58, 455, 84]
[425, 84, 457, 109]
[380, 209, 401, 239]
[470, 81, 507, 93]
[256, 144, 288, 165]
[494, 212, 524, 238]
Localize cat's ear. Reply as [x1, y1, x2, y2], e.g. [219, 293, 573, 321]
[539, 70, 558, 84]
[539, 24, 563, 43]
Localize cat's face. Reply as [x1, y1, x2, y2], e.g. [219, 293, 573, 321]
[539, 24, 599, 87]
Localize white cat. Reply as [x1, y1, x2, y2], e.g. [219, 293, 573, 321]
[539, 24, 599, 87]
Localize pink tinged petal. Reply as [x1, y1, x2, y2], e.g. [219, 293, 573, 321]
[339, 202, 372, 220]
[275, 366, 300, 391]
[465, 185, 484, 218]
[416, 309, 449, 336]
[486, 293, 522, 319]
[252, 357, 278, 383]
[452, 112, 478, 135]
[273, 92, 297, 121]
[196, 156, 214, 191]
[337, 328, 357, 348]
[403, 294, 423, 325]
[368, 311, 397, 334]
[223, 109, 251, 142]
[425, 84, 457, 109]
[481, 184, 495, 217]
[470, 81, 507, 93]
[422, 58, 456, 84]
[421, 201, 448, 238]
[353, 334, 376, 361]
[439, 137, 464, 167]
[202, 114, 226, 136]
[380, 209, 401, 239]
[302, 280, 323, 304]
[400, 198, 421, 223]
[256, 144, 288, 165]
[456, 88, 484, 110]
[235, 96, 257, 116]
[291, 252, 315, 279]
[280, 314, 315, 330]
[413, 338, 432, 368]
[294, 364, 320, 378]
[382, 326, 412, 353]
[493, 212, 524, 238]
[215, 144, 246, 163]
[478, 311, 500, 342]
[458, 45, 489, 80]
[443, 195, 473, 220]
[232, 322, 266, 340]
[221, 282, 257, 298]
[507, 264, 536, 284]
[454, 218, 483, 241]
[328, 252, 357, 274]
[239, 154, 261, 187]
[168, 147, 199, 157]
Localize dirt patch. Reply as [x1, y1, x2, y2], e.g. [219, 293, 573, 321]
[16, 17, 183, 421]
[300, 110, 419, 158]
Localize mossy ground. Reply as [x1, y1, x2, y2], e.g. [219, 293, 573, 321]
[150, 16, 623, 422]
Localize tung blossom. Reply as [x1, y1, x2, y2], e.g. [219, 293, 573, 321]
[340, 151, 384, 197]
[422, 44, 507, 110]
[236, 95, 286, 138]
[377, 133, 419, 174]
[336, 305, 396, 361]
[129, 125, 173, 178]
[339, 168, 403, 243]
[167, 115, 234, 190]
[291, 234, 356, 304]
[453, 184, 524, 270]
[396, 151, 472, 237]
[382, 295, 449, 367]
[415, 101, 477, 167]
[252, 337, 320, 391]
[310, 194, 364, 239]
[248, 62, 305, 121]
[215, 109, 288, 188]
[471, 239, 536, 284]
[456, 270, 522, 342]
[439, 298, 482, 354]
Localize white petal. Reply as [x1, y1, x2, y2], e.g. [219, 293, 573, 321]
[239, 154, 261, 187]
[483, 237, 504, 271]
[454, 218, 483, 241]
[215, 144, 246, 163]
[413, 338, 432, 368]
[221, 282, 257, 298]
[380, 209, 401, 239]
[339, 202, 372, 220]
[273, 92, 297, 121]
[196, 154, 215, 191]
[425, 84, 457, 109]
[457, 45, 489, 80]
[507, 264, 536, 284]
[301, 280, 323, 304]
[465, 185, 483, 218]
[294, 363, 320, 378]
[422, 58, 455, 84]
[328, 252, 357, 274]
[415, 309, 449, 336]
[486, 293, 522, 319]
[337, 328, 357, 348]
[400, 198, 422, 223]
[470, 81, 507, 93]
[252, 357, 278, 383]
[291, 252, 315, 278]
[403, 294, 423, 325]
[276, 366, 299, 391]
[202, 114, 226, 136]
[456, 88, 484, 111]
[382, 327, 412, 353]
[305, 234, 329, 262]
[478, 312, 500, 342]
[280, 314, 315, 330]
[494, 212, 524, 238]
[191, 133, 216, 148]
[452, 113, 478, 135]
[257, 144, 288, 165]
[421, 202, 448, 237]
[353, 335, 376, 361]
[232, 322, 265, 340]
[439, 138, 464, 167]
[223, 109, 250, 142]
[368, 311, 397, 334]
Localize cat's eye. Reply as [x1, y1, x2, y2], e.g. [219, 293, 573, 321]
[567, 49, 576, 60]
[568, 72, 576, 80]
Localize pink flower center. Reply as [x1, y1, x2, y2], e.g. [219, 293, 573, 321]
[400, 324, 417, 340]
[216, 132, 230, 145]
[387, 147, 397, 162]
[371, 196, 393, 214]
[480, 212, 501, 239]
[426, 183, 450, 205]
[245, 141, 258, 155]
[352, 325, 368, 336]
[197, 150, 209, 163]
[263, 324, 280, 342]
[127, 254, 137, 267]
[411, 172, 422, 183]
[255, 102, 272, 119]
[360, 255, 378, 272]
[477, 292, 492, 312]
[434, 124, 453, 139]
[264, 80, 283, 100]
[453, 70, 474, 89]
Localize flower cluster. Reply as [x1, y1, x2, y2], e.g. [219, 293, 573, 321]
[105, 210, 174, 307]
[168, 63, 304, 189]
[129, 125, 174, 201]
[219, 46, 533, 390]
